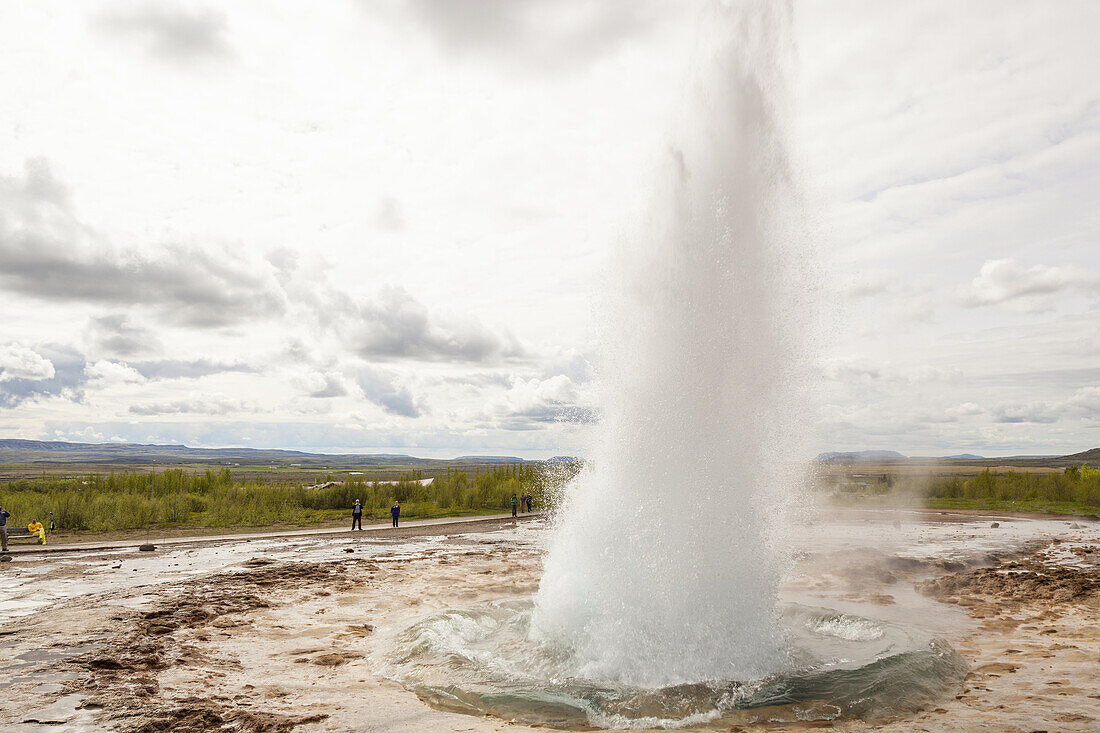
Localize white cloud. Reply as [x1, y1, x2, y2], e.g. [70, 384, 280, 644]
[1066, 387, 1100, 419]
[128, 392, 254, 416]
[352, 286, 524, 363]
[368, 0, 667, 73]
[489, 374, 595, 430]
[946, 402, 983, 418]
[295, 370, 349, 399]
[956, 259, 1100, 311]
[0, 343, 55, 382]
[991, 401, 1059, 424]
[93, 3, 233, 65]
[85, 360, 146, 385]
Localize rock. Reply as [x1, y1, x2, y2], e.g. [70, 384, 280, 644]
[138, 544, 156, 552]
[990, 522, 999, 528]
[344, 548, 354, 553]
[1068, 522, 1083, 529]
[312, 653, 347, 666]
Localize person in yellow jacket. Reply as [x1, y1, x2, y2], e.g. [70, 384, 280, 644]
[27, 519, 46, 545]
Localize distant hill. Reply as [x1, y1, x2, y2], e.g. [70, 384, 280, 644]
[816, 447, 1100, 468]
[0, 439, 533, 468]
[1059, 447, 1100, 464]
[452, 455, 527, 463]
[816, 450, 907, 462]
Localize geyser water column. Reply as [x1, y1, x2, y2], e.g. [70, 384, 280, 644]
[386, 6, 967, 721]
[532, 1, 811, 688]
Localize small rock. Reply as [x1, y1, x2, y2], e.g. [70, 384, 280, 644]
[1068, 522, 1083, 529]
[344, 548, 354, 553]
[312, 654, 347, 666]
[990, 522, 999, 528]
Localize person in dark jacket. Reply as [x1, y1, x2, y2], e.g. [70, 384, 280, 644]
[525, 494, 533, 512]
[390, 501, 400, 528]
[0, 506, 10, 552]
[352, 499, 363, 530]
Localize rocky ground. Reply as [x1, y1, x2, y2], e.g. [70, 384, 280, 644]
[0, 511, 1096, 732]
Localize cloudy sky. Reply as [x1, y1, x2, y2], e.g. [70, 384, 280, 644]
[1, 0, 1097, 458]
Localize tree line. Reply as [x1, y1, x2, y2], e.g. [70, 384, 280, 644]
[927, 466, 1100, 508]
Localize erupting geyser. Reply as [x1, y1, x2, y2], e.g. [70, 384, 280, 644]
[387, 4, 969, 727]
[532, 0, 810, 687]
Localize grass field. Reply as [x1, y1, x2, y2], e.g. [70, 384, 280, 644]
[4, 448, 1100, 539]
[0, 461, 569, 537]
[822, 463, 1100, 517]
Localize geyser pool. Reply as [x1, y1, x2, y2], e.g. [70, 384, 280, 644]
[386, 601, 968, 729]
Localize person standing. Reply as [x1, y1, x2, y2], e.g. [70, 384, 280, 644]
[351, 499, 363, 531]
[526, 493, 533, 512]
[511, 493, 518, 518]
[0, 505, 9, 553]
[390, 501, 400, 528]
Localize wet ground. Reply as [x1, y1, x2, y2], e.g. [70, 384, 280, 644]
[0, 508, 1096, 732]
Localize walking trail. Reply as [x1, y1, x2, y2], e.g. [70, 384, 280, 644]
[2, 512, 544, 557]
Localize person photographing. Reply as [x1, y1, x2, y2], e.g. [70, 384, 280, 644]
[352, 499, 363, 531]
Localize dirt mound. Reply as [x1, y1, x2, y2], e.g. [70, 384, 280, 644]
[918, 546, 1100, 610]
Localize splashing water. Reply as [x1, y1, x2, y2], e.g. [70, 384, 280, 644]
[387, 601, 968, 729]
[531, 0, 810, 688]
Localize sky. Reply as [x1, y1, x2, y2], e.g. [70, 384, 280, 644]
[0, 0, 1098, 458]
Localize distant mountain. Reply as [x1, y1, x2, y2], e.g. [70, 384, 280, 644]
[816, 450, 907, 462]
[547, 456, 579, 463]
[814, 447, 1100, 468]
[0, 440, 555, 468]
[451, 455, 527, 463]
[0, 439, 432, 467]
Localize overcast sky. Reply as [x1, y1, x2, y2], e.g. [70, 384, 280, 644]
[1, 0, 1098, 458]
